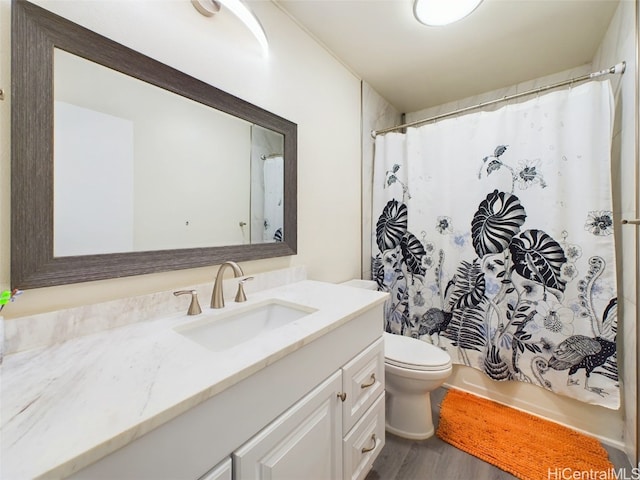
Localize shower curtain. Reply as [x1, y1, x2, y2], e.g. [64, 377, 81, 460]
[263, 156, 284, 242]
[372, 80, 619, 409]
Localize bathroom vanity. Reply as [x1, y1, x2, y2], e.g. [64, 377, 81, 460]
[1, 279, 387, 479]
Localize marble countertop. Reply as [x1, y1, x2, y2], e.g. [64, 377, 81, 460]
[1, 280, 387, 479]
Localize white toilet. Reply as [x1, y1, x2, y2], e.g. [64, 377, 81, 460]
[342, 279, 453, 440]
[384, 331, 452, 440]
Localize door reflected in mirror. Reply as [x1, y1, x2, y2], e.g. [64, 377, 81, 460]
[53, 49, 284, 257]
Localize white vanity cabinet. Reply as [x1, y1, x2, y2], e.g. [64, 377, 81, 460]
[234, 338, 385, 480]
[70, 302, 386, 480]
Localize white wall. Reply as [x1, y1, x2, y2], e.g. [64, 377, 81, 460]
[0, 0, 362, 317]
[361, 82, 402, 280]
[592, 0, 639, 464]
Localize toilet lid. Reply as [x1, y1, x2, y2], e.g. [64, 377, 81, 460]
[384, 332, 452, 371]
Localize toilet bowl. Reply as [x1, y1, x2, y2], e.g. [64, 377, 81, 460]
[341, 279, 453, 440]
[384, 332, 452, 439]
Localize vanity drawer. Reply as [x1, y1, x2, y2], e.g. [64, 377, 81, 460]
[343, 393, 385, 480]
[341, 337, 385, 434]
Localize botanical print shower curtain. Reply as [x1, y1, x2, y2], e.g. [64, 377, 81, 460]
[372, 80, 619, 409]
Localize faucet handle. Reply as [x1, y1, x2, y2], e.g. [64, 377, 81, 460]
[235, 277, 254, 303]
[173, 290, 202, 316]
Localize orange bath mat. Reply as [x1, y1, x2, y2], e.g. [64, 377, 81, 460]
[436, 389, 614, 480]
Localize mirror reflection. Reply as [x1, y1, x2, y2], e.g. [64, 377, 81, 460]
[53, 49, 284, 257]
[250, 125, 284, 244]
[12, 0, 297, 289]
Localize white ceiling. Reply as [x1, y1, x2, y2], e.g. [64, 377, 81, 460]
[274, 0, 620, 113]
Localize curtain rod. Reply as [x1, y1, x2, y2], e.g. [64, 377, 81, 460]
[371, 62, 627, 138]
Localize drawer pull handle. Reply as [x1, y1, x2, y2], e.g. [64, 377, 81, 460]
[361, 434, 377, 453]
[361, 373, 376, 389]
[337, 392, 347, 402]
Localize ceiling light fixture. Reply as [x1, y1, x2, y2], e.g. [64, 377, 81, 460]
[413, 0, 483, 26]
[192, 0, 269, 56]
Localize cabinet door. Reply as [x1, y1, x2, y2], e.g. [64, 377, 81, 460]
[341, 338, 385, 434]
[198, 458, 232, 480]
[234, 371, 343, 480]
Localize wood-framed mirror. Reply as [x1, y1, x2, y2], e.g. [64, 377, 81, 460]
[11, 0, 297, 289]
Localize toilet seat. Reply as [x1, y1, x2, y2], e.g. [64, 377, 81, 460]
[384, 332, 452, 371]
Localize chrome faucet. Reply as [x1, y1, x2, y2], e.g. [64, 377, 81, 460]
[211, 261, 244, 309]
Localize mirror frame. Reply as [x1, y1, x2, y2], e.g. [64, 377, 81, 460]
[11, 0, 297, 289]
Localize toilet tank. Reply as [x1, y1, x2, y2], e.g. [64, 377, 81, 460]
[341, 279, 378, 291]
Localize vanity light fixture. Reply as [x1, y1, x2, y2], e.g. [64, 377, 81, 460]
[191, 0, 269, 55]
[413, 0, 483, 26]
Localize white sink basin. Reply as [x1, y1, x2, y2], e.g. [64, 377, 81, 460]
[174, 300, 316, 352]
